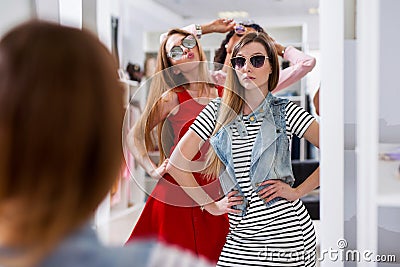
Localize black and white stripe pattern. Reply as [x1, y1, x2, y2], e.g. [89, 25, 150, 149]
[191, 100, 314, 143]
[190, 99, 316, 266]
[189, 99, 219, 141]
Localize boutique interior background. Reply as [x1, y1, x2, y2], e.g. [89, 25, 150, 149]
[2, 1, 400, 266]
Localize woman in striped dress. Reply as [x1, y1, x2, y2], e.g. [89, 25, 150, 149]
[167, 32, 319, 267]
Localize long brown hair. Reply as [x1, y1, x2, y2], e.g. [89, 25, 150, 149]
[204, 32, 280, 179]
[0, 21, 123, 266]
[136, 29, 211, 162]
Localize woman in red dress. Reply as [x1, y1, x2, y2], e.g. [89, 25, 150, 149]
[125, 28, 230, 263]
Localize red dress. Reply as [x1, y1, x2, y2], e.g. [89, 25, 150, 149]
[126, 87, 229, 263]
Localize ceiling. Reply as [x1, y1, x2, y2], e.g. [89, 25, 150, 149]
[152, 0, 319, 20]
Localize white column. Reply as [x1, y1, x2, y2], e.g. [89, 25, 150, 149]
[356, 0, 379, 266]
[320, 0, 344, 266]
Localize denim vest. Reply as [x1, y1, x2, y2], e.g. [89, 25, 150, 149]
[209, 93, 294, 216]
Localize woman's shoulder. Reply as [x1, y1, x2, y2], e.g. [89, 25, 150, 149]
[39, 225, 211, 267]
[284, 100, 304, 111]
[206, 97, 221, 111]
[160, 89, 179, 102]
[112, 241, 213, 267]
[134, 242, 213, 267]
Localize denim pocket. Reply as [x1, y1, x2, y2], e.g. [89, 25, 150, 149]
[230, 188, 249, 216]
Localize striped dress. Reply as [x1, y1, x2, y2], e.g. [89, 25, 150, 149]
[190, 99, 316, 267]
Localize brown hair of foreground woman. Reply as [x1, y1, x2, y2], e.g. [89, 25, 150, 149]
[0, 20, 123, 266]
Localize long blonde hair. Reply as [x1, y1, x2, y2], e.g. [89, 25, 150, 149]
[0, 21, 122, 266]
[204, 32, 280, 179]
[137, 29, 212, 162]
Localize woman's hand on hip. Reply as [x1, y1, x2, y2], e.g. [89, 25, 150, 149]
[149, 158, 169, 180]
[257, 179, 300, 203]
[204, 190, 243, 216]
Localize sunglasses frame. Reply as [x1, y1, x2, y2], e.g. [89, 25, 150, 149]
[230, 55, 269, 69]
[167, 35, 197, 60]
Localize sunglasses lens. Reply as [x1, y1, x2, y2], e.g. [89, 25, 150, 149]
[169, 46, 183, 60]
[231, 56, 267, 69]
[231, 57, 246, 69]
[234, 25, 246, 35]
[250, 56, 266, 68]
[182, 35, 196, 49]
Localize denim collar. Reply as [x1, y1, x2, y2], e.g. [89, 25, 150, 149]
[240, 92, 274, 123]
[229, 92, 275, 138]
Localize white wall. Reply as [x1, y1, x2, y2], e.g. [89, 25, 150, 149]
[35, 0, 60, 23]
[377, 0, 400, 260]
[379, 0, 400, 143]
[119, 0, 184, 70]
[0, 0, 34, 37]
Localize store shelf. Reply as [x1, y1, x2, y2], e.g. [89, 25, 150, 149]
[377, 144, 400, 207]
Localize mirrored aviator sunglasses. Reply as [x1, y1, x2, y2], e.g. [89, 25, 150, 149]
[231, 55, 269, 69]
[234, 24, 247, 36]
[167, 35, 197, 60]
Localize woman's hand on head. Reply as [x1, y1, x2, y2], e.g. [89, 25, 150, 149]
[204, 190, 243, 215]
[257, 180, 301, 203]
[203, 18, 235, 34]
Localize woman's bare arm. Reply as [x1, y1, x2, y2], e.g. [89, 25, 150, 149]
[126, 92, 178, 179]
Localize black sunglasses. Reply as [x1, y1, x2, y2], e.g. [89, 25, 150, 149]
[167, 35, 197, 60]
[231, 55, 269, 69]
